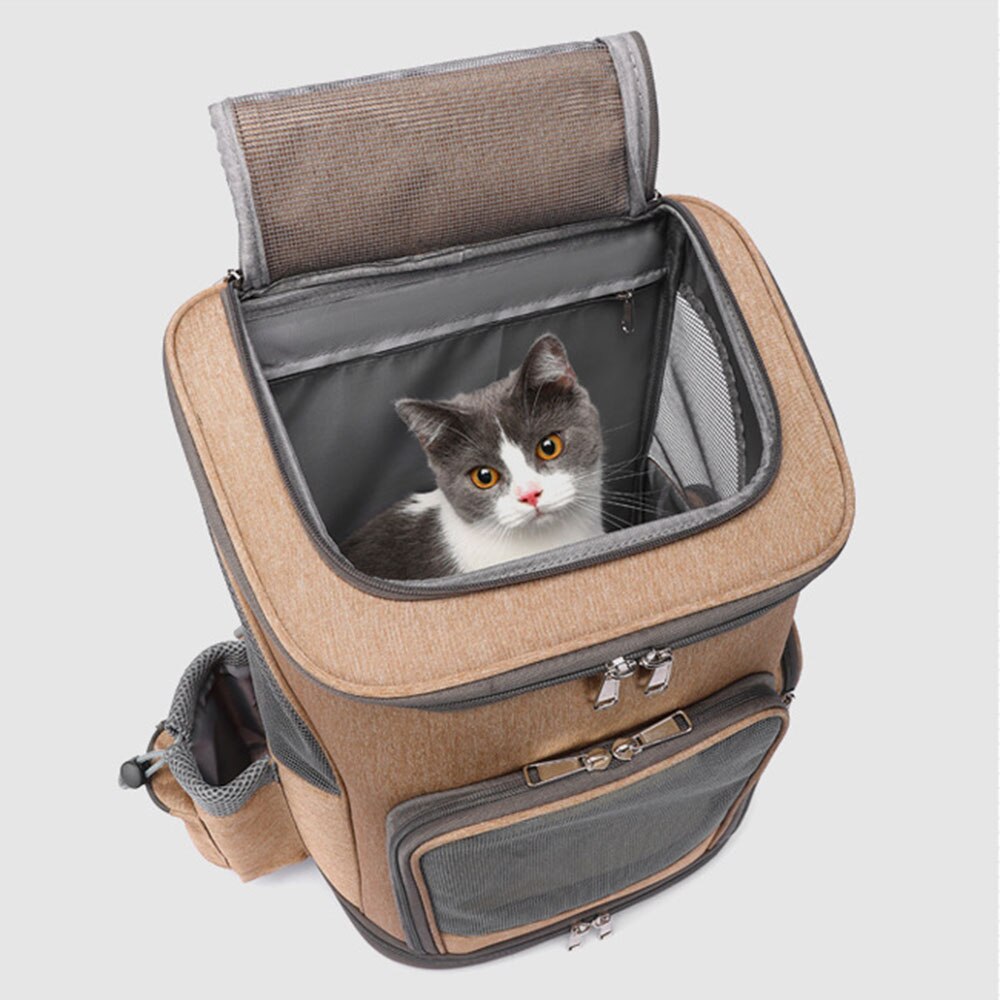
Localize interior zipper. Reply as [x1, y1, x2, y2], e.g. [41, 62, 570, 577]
[616, 290, 634, 333]
[387, 674, 782, 953]
[261, 279, 648, 386]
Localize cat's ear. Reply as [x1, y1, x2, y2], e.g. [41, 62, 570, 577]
[396, 399, 467, 454]
[516, 334, 578, 397]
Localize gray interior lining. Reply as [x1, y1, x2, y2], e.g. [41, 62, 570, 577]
[243, 215, 671, 380]
[231, 200, 779, 585]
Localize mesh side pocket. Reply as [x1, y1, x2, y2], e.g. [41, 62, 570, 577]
[655, 285, 745, 499]
[141, 641, 309, 880]
[163, 641, 275, 818]
[244, 636, 340, 797]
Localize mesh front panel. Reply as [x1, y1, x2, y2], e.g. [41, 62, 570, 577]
[419, 717, 781, 937]
[226, 47, 629, 283]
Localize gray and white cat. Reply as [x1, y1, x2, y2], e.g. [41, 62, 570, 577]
[342, 335, 604, 579]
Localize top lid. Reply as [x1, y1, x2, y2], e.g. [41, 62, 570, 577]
[210, 32, 658, 289]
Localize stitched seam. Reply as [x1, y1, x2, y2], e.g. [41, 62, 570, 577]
[626, 44, 646, 203]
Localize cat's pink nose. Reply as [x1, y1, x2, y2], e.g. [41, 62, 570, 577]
[516, 484, 543, 507]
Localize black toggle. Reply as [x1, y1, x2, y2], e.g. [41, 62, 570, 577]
[119, 757, 149, 789]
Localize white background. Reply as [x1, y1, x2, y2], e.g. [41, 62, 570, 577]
[2, 1, 995, 996]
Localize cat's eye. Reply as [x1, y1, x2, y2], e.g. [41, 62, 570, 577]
[470, 466, 500, 489]
[535, 433, 564, 461]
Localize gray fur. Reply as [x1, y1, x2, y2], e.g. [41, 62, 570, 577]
[341, 335, 604, 580]
[339, 502, 458, 579]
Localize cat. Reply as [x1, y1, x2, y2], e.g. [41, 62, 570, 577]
[341, 334, 605, 580]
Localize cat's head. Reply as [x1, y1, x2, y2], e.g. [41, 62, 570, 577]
[396, 335, 603, 533]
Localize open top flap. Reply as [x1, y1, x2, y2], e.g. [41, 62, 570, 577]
[210, 32, 658, 289]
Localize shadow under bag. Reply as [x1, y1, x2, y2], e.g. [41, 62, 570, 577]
[121, 31, 854, 965]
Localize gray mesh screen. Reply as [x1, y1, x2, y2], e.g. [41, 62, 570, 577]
[244, 637, 340, 796]
[655, 286, 745, 499]
[164, 642, 276, 818]
[419, 717, 781, 937]
[217, 46, 630, 287]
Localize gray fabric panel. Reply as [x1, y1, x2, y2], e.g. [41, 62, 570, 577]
[163, 642, 277, 819]
[656, 288, 743, 497]
[599, 32, 657, 214]
[242, 214, 670, 378]
[268, 280, 665, 541]
[420, 717, 782, 937]
[244, 636, 340, 796]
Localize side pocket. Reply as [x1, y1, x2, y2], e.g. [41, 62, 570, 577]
[127, 641, 308, 881]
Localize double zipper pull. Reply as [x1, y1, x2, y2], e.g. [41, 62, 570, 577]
[638, 647, 673, 695]
[524, 746, 613, 787]
[525, 710, 694, 787]
[594, 656, 636, 710]
[569, 913, 613, 950]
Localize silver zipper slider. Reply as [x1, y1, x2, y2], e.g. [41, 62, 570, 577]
[594, 656, 636, 710]
[611, 709, 693, 762]
[637, 647, 673, 696]
[569, 912, 613, 950]
[616, 291, 635, 334]
[523, 745, 613, 787]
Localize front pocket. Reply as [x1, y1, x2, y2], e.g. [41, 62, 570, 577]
[387, 675, 788, 955]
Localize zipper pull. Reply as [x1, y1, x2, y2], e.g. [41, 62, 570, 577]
[524, 745, 613, 787]
[616, 290, 634, 334]
[568, 912, 613, 950]
[611, 710, 693, 762]
[225, 268, 244, 288]
[637, 647, 673, 696]
[594, 656, 636, 710]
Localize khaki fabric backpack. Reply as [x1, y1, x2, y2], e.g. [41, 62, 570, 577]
[121, 31, 854, 965]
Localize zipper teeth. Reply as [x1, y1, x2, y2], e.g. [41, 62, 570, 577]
[390, 681, 779, 950]
[265, 282, 648, 387]
[221, 197, 784, 603]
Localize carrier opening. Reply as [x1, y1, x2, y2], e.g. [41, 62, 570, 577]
[228, 199, 779, 590]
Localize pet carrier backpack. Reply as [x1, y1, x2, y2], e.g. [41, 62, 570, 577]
[121, 31, 854, 965]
